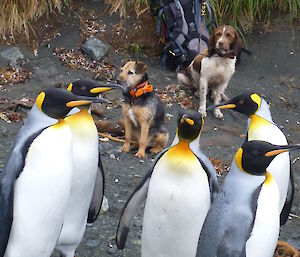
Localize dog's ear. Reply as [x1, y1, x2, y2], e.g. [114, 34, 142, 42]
[192, 54, 203, 73]
[120, 59, 131, 68]
[232, 31, 243, 57]
[135, 62, 147, 74]
[208, 30, 215, 56]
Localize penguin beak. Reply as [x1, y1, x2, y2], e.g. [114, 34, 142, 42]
[90, 83, 123, 94]
[265, 144, 300, 157]
[90, 87, 112, 94]
[180, 115, 195, 125]
[206, 102, 236, 111]
[66, 95, 108, 107]
[66, 100, 93, 107]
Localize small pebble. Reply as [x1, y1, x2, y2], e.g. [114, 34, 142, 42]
[109, 154, 115, 159]
[86, 239, 100, 248]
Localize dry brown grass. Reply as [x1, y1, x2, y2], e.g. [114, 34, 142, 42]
[104, 0, 149, 18]
[105, 0, 299, 32]
[0, 0, 71, 41]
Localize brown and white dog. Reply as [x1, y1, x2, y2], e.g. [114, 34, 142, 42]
[118, 61, 169, 158]
[177, 25, 243, 119]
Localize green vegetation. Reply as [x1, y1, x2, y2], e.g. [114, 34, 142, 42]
[123, 43, 143, 56]
[0, 0, 70, 40]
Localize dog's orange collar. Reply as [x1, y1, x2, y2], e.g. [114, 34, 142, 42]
[129, 81, 154, 98]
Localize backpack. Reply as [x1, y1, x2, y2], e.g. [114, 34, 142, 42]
[151, 0, 216, 70]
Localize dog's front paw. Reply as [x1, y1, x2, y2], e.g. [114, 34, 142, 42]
[121, 143, 130, 152]
[198, 107, 207, 117]
[135, 150, 146, 158]
[214, 109, 224, 119]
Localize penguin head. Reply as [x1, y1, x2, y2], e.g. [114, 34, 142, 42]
[35, 88, 107, 119]
[177, 110, 204, 142]
[67, 79, 121, 97]
[207, 92, 262, 116]
[235, 140, 300, 176]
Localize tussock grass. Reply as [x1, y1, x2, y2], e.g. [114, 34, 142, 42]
[105, 0, 299, 31]
[210, 0, 300, 31]
[0, 0, 70, 40]
[104, 0, 148, 17]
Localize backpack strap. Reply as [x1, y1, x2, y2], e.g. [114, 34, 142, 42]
[194, 0, 201, 34]
[205, 0, 217, 28]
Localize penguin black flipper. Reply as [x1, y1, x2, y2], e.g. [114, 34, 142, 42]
[195, 156, 218, 201]
[214, 185, 262, 257]
[191, 148, 219, 200]
[116, 148, 168, 250]
[0, 128, 46, 257]
[87, 150, 105, 223]
[280, 164, 294, 226]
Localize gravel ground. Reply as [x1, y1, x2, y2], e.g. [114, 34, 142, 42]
[0, 2, 299, 256]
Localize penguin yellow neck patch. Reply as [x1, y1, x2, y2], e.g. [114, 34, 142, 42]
[248, 114, 272, 140]
[264, 172, 275, 186]
[234, 148, 246, 173]
[52, 119, 66, 129]
[166, 142, 196, 163]
[36, 92, 45, 112]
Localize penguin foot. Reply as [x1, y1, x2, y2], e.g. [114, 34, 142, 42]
[213, 109, 224, 119]
[121, 143, 130, 152]
[135, 150, 146, 158]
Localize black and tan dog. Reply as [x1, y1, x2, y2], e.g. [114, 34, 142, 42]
[118, 61, 169, 158]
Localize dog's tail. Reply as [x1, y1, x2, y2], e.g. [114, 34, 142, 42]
[176, 66, 193, 88]
[241, 47, 252, 55]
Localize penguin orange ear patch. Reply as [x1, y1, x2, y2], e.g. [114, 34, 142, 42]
[250, 94, 261, 109]
[235, 148, 245, 173]
[36, 92, 46, 112]
[67, 83, 73, 92]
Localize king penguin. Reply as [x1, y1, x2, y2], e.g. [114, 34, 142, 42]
[196, 140, 300, 257]
[116, 110, 218, 257]
[207, 92, 293, 225]
[54, 79, 118, 257]
[0, 88, 106, 257]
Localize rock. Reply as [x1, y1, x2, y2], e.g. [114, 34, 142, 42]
[82, 38, 109, 60]
[101, 195, 109, 212]
[31, 57, 60, 83]
[86, 239, 100, 248]
[1, 47, 24, 67]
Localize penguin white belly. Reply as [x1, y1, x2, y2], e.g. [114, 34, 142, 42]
[246, 172, 280, 257]
[249, 116, 289, 211]
[142, 143, 210, 257]
[5, 123, 73, 257]
[56, 110, 99, 255]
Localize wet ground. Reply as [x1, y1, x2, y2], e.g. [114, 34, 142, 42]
[0, 1, 300, 256]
